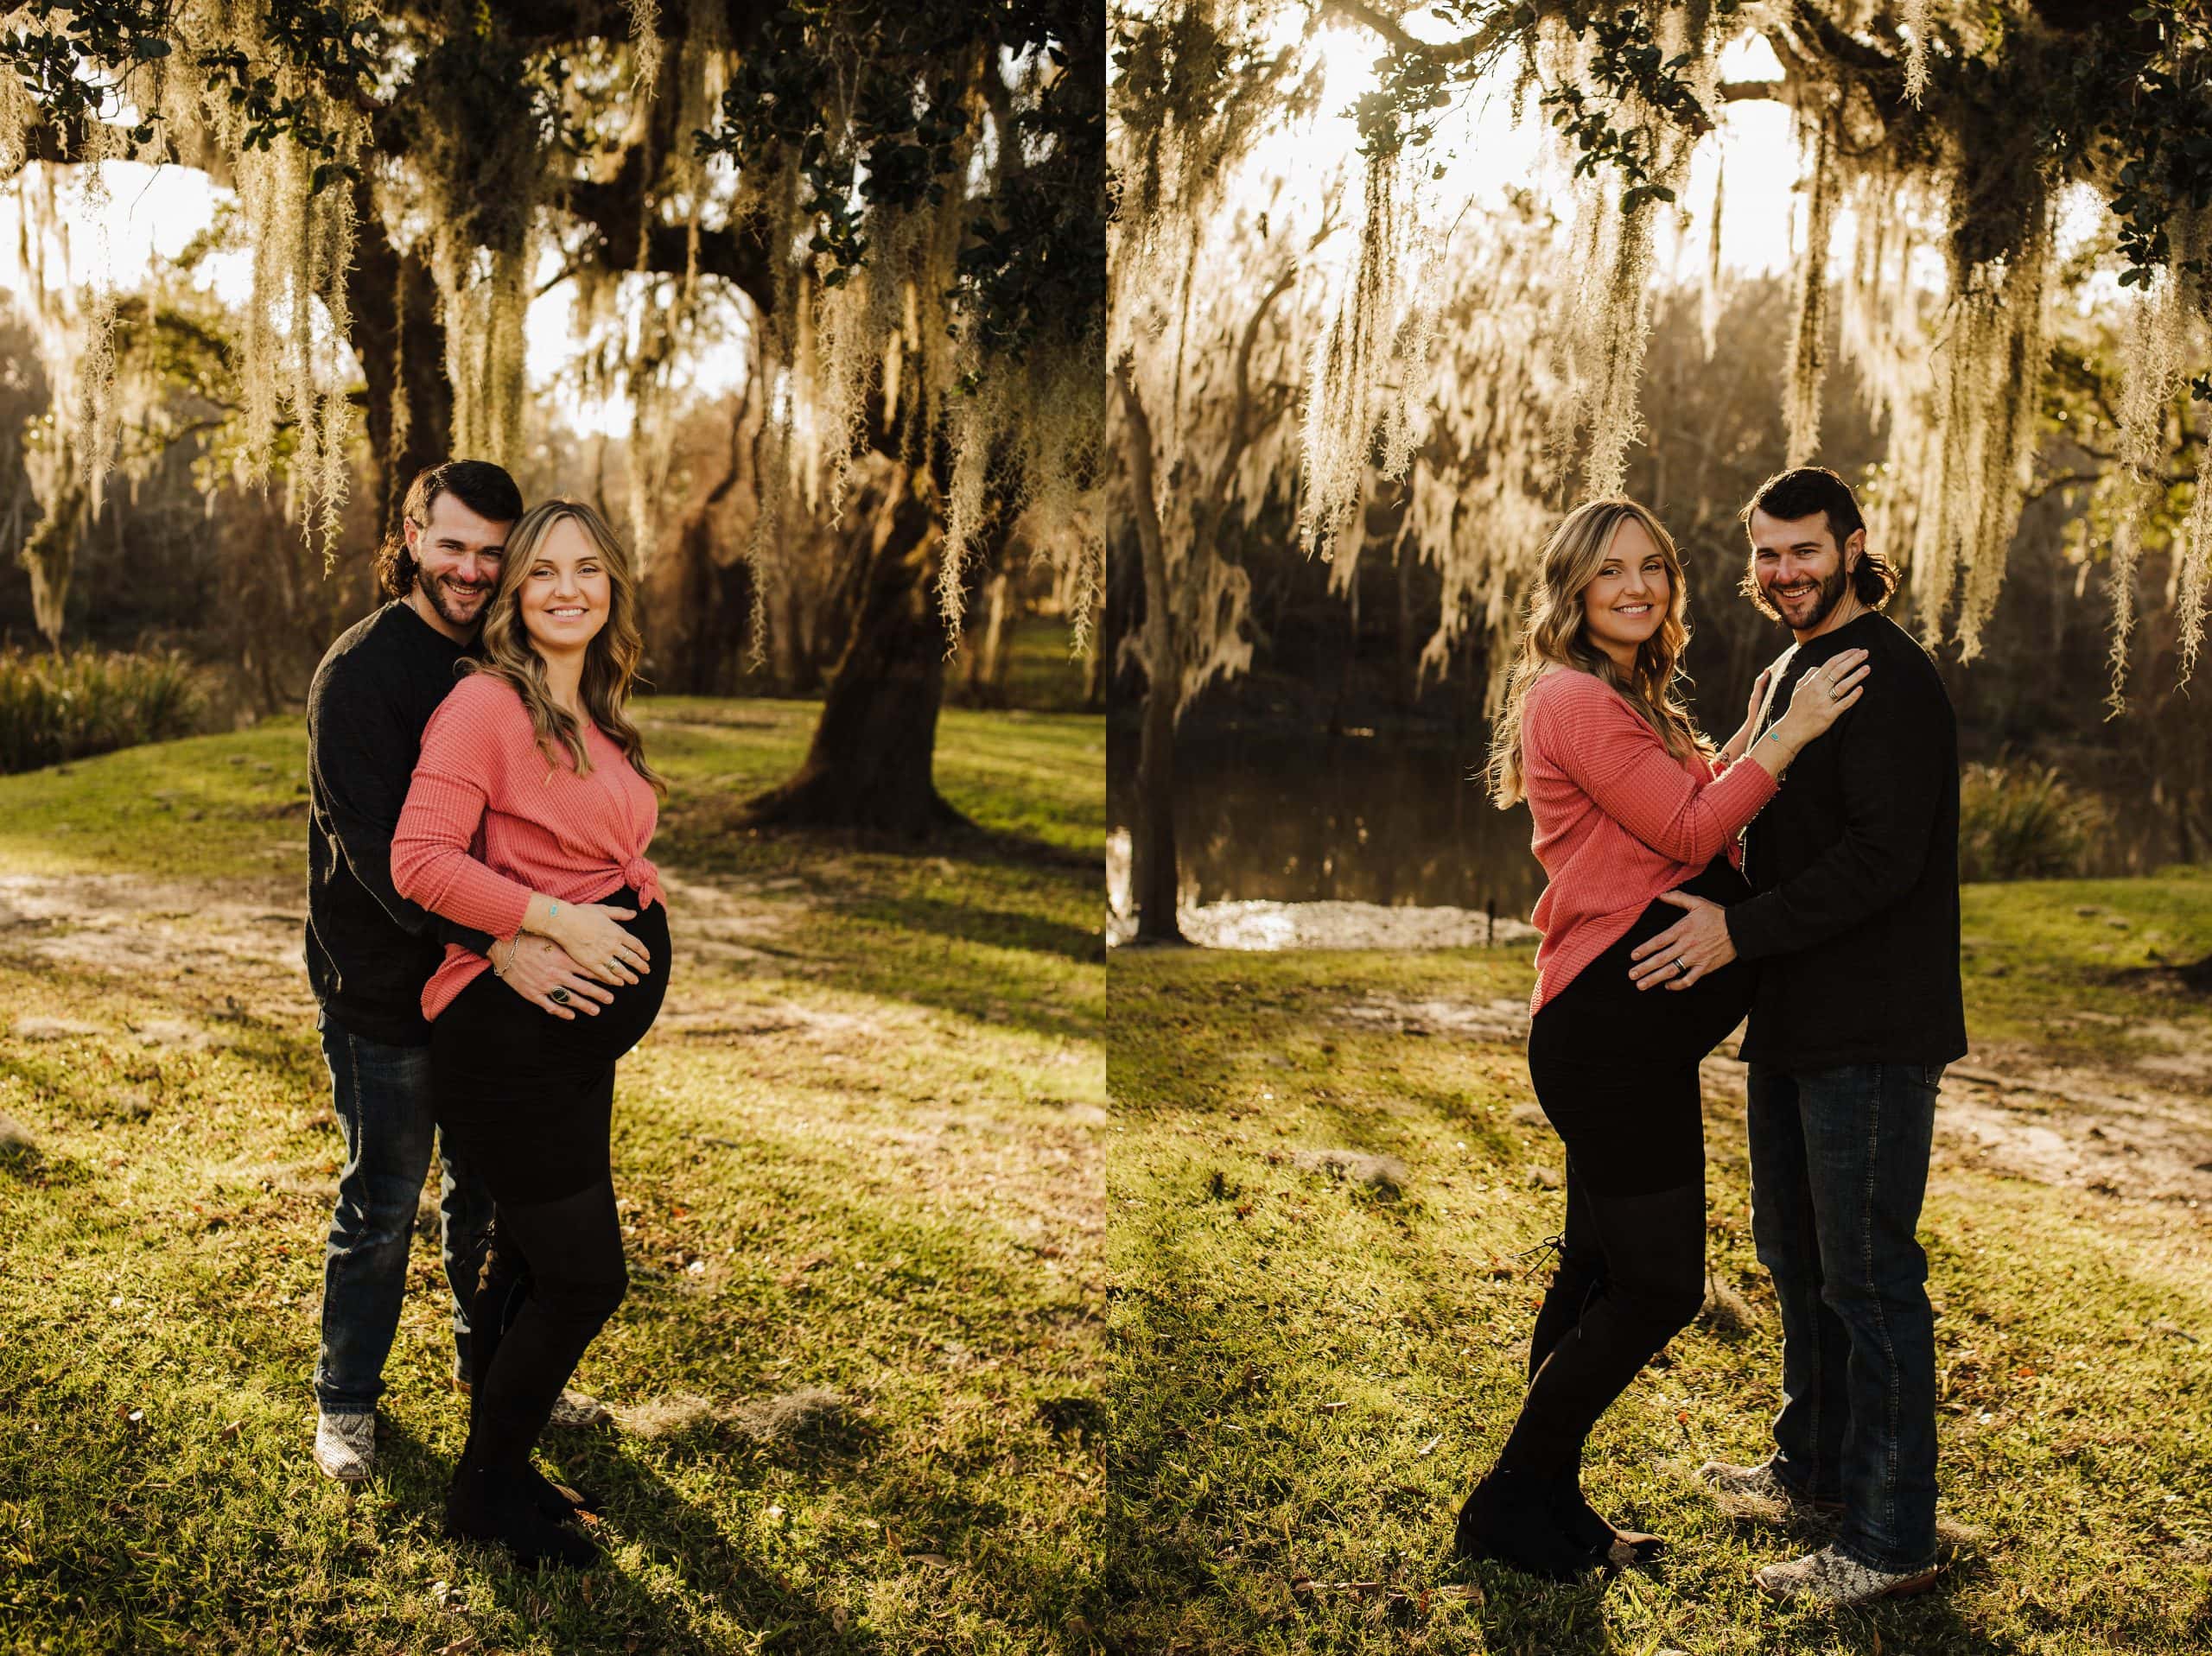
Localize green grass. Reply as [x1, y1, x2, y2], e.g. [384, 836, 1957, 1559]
[1105, 875, 2212, 1655]
[0, 698, 1106, 1654]
[1959, 867, 2212, 1062]
[946, 618, 1098, 717]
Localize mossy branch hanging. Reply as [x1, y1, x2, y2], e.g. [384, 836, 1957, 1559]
[1283, 0, 2212, 704]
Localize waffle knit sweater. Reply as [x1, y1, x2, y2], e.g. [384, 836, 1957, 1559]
[1521, 667, 1777, 1015]
[391, 672, 664, 1022]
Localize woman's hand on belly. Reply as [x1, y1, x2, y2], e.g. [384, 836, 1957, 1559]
[527, 894, 653, 986]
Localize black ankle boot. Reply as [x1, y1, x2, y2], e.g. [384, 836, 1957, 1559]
[445, 1463, 602, 1570]
[1453, 1467, 1599, 1582]
[521, 1462, 603, 1522]
[1549, 1470, 1664, 1564]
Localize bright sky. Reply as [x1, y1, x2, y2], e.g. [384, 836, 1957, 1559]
[1275, 13, 2110, 300]
[1266, 16, 1807, 276]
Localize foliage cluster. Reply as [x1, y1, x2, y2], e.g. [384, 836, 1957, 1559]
[3, 0, 1105, 676]
[0, 644, 204, 774]
[1958, 758, 2106, 883]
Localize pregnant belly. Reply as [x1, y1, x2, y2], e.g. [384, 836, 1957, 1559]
[567, 886, 670, 1062]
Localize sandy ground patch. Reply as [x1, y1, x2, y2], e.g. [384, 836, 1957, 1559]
[1109, 900, 1541, 952]
[1, 871, 316, 1028]
[0, 866, 804, 1025]
[1338, 989, 2212, 1208]
[3, 861, 1104, 1268]
[658, 870, 804, 966]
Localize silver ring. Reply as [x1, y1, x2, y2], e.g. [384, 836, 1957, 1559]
[549, 987, 571, 1006]
[1674, 957, 1688, 975]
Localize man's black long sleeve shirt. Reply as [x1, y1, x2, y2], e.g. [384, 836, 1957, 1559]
[305, 600, 493, 1047]
[1726, 610, 1969, 1070]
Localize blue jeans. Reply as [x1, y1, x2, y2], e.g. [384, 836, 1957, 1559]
[1746, 1061, 1943, 1575]
[313, 1012, 494, 1415]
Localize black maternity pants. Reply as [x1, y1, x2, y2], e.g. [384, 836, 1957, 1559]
[429, 886, 670, 1479]
[1497, 857, 1753, 1484]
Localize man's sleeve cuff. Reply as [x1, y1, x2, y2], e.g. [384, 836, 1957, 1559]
[1725, 898, 1783, 961]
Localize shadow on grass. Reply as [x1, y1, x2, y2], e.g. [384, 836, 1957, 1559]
[667, 803, 1098, 878]
[0, 1141, 92, 1187]
[371, 1409, 882, 1655]
[829, 895, 1104, 964]
[1455, 1552, 2001, 1654]
[407, 1410, 1084, 1655]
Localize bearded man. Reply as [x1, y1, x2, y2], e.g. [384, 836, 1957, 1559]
[1629, 465, 1967, 1607]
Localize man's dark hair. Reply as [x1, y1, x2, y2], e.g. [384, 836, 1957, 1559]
[1737, 465, 1897, 618]
[372, 460, 524, 599]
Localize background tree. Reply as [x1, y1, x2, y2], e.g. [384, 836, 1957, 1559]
[1110, 206, 1306, 941]
[3, 0, 1102, 835]
[1109, 0, 1319, 938]
[1288, 0, 2212, 701]
[1109, 0, 2212, 938]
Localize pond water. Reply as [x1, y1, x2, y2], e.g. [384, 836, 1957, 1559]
[1107, 729, 1548, 922]
[1107, 726, 2181, 917]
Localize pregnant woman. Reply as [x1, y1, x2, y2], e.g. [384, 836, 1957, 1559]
[1457, 497, 1868, 1580]
[392, 498, 670, 1569]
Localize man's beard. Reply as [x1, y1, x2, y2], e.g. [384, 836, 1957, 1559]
[425, 574, 492, 630]
[1764, 564, 1848, 629]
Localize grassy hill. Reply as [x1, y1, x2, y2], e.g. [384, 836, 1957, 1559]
[1104, 871, 2212, 1655]
[0, 700, 1106, 1655]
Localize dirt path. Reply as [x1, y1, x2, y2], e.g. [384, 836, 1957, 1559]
[0, 869, 1106, 1273]
[0, 866, 804, 1008]
[0, 867, 801, 1033]
[1343, 989, 2212, 1208]
[2, 870, 320, 1031]
[11, 867, 2196, 1207]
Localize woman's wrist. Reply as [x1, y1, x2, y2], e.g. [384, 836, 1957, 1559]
[521, 891, 568, 942]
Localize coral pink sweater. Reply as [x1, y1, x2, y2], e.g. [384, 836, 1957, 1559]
[391, 674, 664, 1021]
[1521, 668, 1777, 1015]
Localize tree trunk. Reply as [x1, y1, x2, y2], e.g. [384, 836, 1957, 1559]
[738, 464, 966, 836]
[1395, 537, 1417, 711]
[1114, 365, 1186, 944]
[349, 185, 454, 537]
[772, 574, 815, 695]
[671, 396, 753, 695]
[964, 570, 1014, 706]
[20, 475, 85, 650]
[1083, 630, 1104, 710]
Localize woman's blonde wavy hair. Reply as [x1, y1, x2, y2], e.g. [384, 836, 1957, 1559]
[1486, 497, 1711, 808]
[462, 498, 668, 798]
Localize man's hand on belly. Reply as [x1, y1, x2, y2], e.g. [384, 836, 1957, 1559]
[497, 936, 613, 1019]
[1628, 892, 1738, 991]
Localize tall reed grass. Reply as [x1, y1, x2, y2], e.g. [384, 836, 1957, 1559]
[0, 648, 207, 775]
[1959, 759, 2105, 882]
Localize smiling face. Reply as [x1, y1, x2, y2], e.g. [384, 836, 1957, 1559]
[518, 514, 612, 658]
[1749, 507, 1865, 637]
[1579, 516, 1671, 667]
[404, 492, 510, 638]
